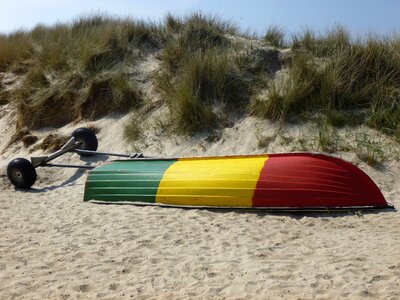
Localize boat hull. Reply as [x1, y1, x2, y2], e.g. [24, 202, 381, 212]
[83, 153, 391, 209]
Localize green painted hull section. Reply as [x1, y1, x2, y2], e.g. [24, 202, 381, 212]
[83, 160, 176, 202]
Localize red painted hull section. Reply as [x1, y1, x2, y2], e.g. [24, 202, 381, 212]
[252, 153, 388, 208]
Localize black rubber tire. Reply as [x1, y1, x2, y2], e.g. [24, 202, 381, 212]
[7, 158, 37, 189]
[71, 127, 98, 156]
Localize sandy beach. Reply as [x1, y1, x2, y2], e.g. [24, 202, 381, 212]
[1, 184, 399, 300]
[1, 104, 399, 299]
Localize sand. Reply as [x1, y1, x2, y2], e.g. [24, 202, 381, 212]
[0, 103, 400, 299]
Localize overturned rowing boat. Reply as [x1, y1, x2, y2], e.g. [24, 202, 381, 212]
[83, 153, 391, 210]
[6, 127, 391, 210]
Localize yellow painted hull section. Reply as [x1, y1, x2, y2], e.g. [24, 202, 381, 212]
[156, 155, 268, 207]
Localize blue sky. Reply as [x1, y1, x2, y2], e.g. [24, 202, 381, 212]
[1, 0, 399, 36]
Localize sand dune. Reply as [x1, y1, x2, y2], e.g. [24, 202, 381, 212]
[0, 106, 399, 299]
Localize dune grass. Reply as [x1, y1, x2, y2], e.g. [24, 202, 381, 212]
[355, 133, 386, 168]
[156, 13, 255, 133]
[0, 14, 399, 149]
[0, 31, 33, 71]
[158, 18, 243, 126]
[264, 25, 285, 48]
[160, 13, 235, 73]
[124, 112, 143, 142]
[158, 49, 252, 133]
[291, 26, 351, 57]
[251, 28, 400, 141]
[1, 14, 165, 129]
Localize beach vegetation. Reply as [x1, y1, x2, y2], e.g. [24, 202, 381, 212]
[264, 25, 285, 48]
[0, 13, 398, 155]
[251, 28, 400, 140]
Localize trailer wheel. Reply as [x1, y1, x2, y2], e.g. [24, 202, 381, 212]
[71, 127, 98, 156]
[7, 158, 37, 189]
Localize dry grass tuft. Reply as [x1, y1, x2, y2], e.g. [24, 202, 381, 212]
[86, 124, 101, 135]
[79, 73, 141, 120]
[158, 50, 251, 134]
[16, 80, 77, 129]
[124, 112, 143, 143]
[264, 25, 285, 48]
[5, 128, 30, 149]
[22, 135, 38, 148]
[354, 133, 386, 168]
[0, 86, 10, 105]
[40, 134, 69, 152]
[161, 13, 235, 73]
[0, 32, 33, 71]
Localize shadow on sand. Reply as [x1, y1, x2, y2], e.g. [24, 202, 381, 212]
[17, 154, 110, 192]
[88, 200, 396, 218]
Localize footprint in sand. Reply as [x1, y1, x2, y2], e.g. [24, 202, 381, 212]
[77, 284, 90, 292]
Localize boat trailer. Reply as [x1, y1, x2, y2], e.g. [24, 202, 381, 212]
[7, 127, 143, 189]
